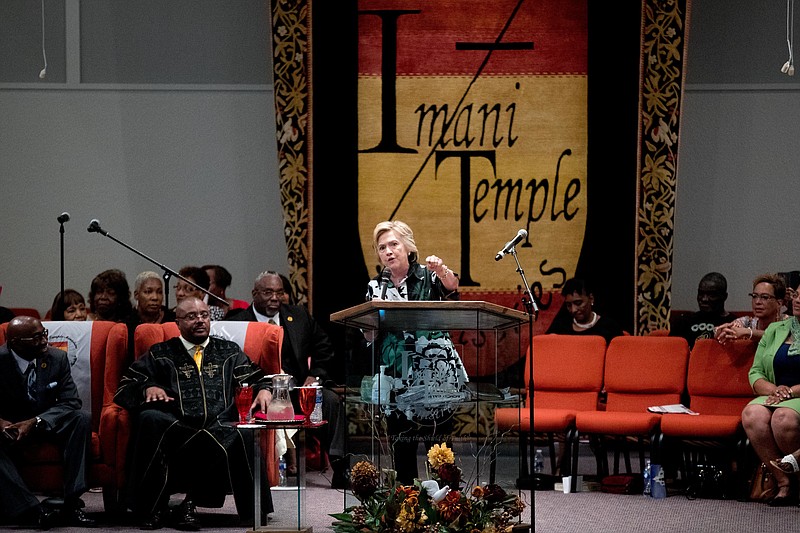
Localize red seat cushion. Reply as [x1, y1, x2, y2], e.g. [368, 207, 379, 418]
[659, 414, 742, 438]
[576, 411, 661, 436]
[530, 408, 571, 432]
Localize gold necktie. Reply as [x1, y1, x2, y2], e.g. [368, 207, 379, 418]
[193, 345, 203, 370]
[268, 318, 277, 325]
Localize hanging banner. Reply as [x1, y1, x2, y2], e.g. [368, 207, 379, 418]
[357, 0, 588, 371]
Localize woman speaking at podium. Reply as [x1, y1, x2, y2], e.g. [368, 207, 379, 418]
[363, 220, 468, 484]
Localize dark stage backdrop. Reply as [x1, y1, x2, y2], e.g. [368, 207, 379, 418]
[269, 0, 689, 382]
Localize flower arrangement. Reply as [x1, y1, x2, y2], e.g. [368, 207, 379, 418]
[331, 443, 526, 533]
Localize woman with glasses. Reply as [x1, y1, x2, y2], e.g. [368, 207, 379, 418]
[715, 273, 787, 344]
[741, 284, 800, 506]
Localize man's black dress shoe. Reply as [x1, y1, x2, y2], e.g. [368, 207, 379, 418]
[60, 507, 98, 527]
[171, 499, 201, 531]
[139, 510, 165, 530]
[17, 505, 57, 531]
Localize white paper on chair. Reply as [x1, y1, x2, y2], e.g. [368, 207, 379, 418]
[647, 404, 698, 415]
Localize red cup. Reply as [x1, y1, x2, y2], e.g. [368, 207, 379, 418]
[236, 385, 253, 423]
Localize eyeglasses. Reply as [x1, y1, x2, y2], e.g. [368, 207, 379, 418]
[173, 284, 200, 292]
[253, 289, 285, 299]
[17, 329, 49, 342]
[789, 289, 800, 300]
[749, 293, 777, 302]
[176, 311, 210, 321]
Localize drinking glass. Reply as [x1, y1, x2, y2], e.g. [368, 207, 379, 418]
[297, 386, 317, 423]
[236, 384, 253, 423]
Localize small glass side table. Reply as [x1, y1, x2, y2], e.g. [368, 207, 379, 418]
[238, 420, 327, 533]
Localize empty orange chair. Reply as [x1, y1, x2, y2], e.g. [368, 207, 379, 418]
[575, 336, 690, 477]
[659, 338, 756, 496]
[494, 334, 606, 490]
[8, 307, 41, 319]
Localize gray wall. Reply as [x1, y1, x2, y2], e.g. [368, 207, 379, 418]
[0, 0, 284, 314]
[674, 0, 800, 312]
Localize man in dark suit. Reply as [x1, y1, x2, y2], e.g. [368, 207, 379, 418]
[115, 297, 273, 530]
[0, 316, 96, 528]
[226, 271, 349, 488]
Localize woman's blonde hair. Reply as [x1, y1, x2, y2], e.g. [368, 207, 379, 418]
[372, 220, 418, 264]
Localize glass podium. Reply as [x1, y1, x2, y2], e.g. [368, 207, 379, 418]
[330, 300, 530, 490]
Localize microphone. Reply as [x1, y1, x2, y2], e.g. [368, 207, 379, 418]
[87, 219, 107, 236]
[56, 212, 70, 224]
[495, 229, 528, 261]
[379, 268, 391, 299]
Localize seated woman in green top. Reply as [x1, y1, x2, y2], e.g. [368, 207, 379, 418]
[741, 286, 800, 506]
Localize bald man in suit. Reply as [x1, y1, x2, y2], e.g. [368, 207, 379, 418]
[226, 271, 349, 488]
[0, 316, 95, 528]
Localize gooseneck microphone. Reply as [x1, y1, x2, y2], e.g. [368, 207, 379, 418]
[379, 268, 391, 299]
[57, 212, 70, 224]
[495, 229, 528, 261]
[87, 219, 108, 236]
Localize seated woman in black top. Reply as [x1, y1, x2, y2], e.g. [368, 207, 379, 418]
[546, 278, 624, 344]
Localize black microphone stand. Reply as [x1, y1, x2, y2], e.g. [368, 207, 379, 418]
[59, 220, 66, 301]
[88, 224, 226, 309]
[508, 246, 535, 491]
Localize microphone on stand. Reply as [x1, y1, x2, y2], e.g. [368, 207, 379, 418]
[58, 212, 70, 300]
[494, 229, 528, 261]
[87, 219, 108, 236]
[379, 268, 391, 300]
[87, 220, 227, 308]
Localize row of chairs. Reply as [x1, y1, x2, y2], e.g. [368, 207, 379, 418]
[524, 334, 756, 493]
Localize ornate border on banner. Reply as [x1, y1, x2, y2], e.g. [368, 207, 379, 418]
[271, 0, 311, 306]
[635, 0, 690, 335]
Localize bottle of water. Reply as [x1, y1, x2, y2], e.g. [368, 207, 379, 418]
[310, 386, 323, 423]
[643, 459, 651, 496]
[533, 449, 545, 474]
[279, 456, 287, 487]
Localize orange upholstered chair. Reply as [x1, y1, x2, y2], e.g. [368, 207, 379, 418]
[0, 320, 131, 512]
[575, 335, 690, 477]
[8, 307, 42, 319]
[493, 335, 606, 491]
[658, 338, 756, 496]
[493, 343, 532, 485]
[128, 321, 284, 487]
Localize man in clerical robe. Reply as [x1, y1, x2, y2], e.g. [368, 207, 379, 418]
[115, 297, 273, 530]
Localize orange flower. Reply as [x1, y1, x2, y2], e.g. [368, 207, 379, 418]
[438, 490, 470, 522]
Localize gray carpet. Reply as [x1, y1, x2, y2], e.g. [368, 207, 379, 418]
[534, 490, 800, 533]
[8, 462, 531, 532]
[13, 462, 800, 533]
[13, 438, 800, 533]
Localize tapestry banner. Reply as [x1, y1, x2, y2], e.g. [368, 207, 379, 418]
[357, 0, 587, 370]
